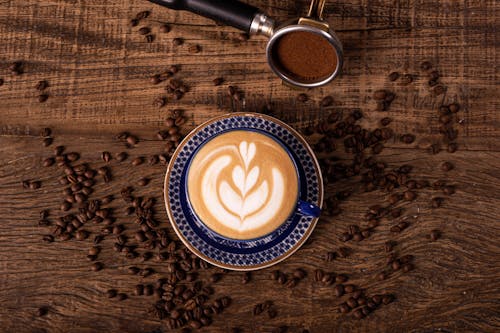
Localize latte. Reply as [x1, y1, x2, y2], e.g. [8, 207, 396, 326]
[187, 130, 299, 240]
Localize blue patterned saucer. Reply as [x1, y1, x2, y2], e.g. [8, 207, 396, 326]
[164, 113, 323, 270]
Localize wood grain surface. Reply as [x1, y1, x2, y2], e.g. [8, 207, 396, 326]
[0, 0, 499, 332]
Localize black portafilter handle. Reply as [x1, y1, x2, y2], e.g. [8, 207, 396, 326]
[148, 0, 261, 33]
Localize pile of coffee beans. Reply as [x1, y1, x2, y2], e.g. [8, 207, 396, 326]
[293, 60, 459, 321]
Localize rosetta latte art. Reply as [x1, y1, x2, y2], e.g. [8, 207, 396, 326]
[187, 131, 299, 240]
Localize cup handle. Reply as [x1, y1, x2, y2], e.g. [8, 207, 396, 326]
[297, 200, 321, 217]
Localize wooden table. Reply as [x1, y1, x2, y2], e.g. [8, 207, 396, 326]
[1, 0, 498, 332]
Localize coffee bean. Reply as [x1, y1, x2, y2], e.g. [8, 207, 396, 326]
[445, 142, 458, 153]
[441, 161, 454, 171]
[35, 80, 49, 91]
[188, 44, 201, 53]
[101, 151, 111, 163]
[443, 185, 456, 195]
[138, 27, 150, 35]
[60, 201, 71, 211]
[346, 297, 358, 308]
[125, 266, 139, 275]
[209, 273, 222, 283]
[150, 74, 162, 85]
[42, 137, 53, 147]
[373, 90, 386, 100]
[404, 191, 417, 201]
[153, 96, 167, 108]
[126, 135, 139, 146]
[388, 71, 400, 81]
[420, 61, 432, 71]
[391, 260, 401, 271]
[42, 234, 54, 243]
[138, 177, 149, 186]
[339, 232, 352, 242]
[448, 103, 460, 113]
[39, 127, 52, 137]
[384, 240, 396, 252]
[267, 308, 278, 319]
[336, 274, 348, 283]
[115, 152, 128, 162]
[400, 134, 415, 144]
[91, 262, 103, 272]
[338, 247, 350, 258]
[380, 117, 392, 126]
[75, 230, 88, 240]
[189, 320, 201, 329]
[352, 232, 364, 241]
[320, 96, 334, 108]
[132, 284, 144, 296]
[377, 271, 388, 281]
[66, 152, 79, 162]
[400, 74, 413, 85]
[334, 284, 345, 297]
[172, 37, 183, 46]
[160, 24, 171, 33]
[34, 306, 48, 317]
[314, 269, 324, 282]
[439, 114, 452, 124]
[402, 263, 414, 273]
[433, 84, 446, 95]
[9, 61, 23, 75]
[132, 157, 144, 166]
[140, 268, 154, 277]
[398, 221, 409, 231]
[384, 91, 396, 103]
[372, 143, 384, 154]
[212, 77, 224, 86]
[117, 293, 127, 301]
[339, 303, 350, 313]
[430, 229, 441, 241]
[352, 290, 363, 299]
[86, 246, 100, 256]
[429, 71, 439, 81]
[430, 197, 444, 208]
[38, 94, 49, 103]
[325, 251, 337, 262]
[130, 18, 139, 27]
[382, 294, 394, 304]
[42, 157, 55, 167]
[135, 10, 150, 20]
[113, 225, 124, 235]
[297, 93, 308, 102]
[239, 271, 251, 284]
[391, 208, 402, 218]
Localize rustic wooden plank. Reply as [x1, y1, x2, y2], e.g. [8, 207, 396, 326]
[0, 0, 499, 332]
[0, 132, 499, 332]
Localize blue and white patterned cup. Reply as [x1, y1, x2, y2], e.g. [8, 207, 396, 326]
[165, 112, 323, 270]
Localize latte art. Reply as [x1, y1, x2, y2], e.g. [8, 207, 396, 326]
[187, 131, 299, 240]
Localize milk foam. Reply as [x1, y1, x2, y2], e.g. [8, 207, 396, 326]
[200, 141, 285, 231]
[187, 131, 299, 239]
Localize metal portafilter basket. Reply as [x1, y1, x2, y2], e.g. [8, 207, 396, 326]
[148, 0, 343, 88]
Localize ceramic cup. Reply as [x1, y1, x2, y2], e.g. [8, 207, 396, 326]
[165, 112, 323, 270]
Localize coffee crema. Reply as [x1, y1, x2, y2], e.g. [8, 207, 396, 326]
[272, 30, 338, 83]
[187, 131, 299, 240]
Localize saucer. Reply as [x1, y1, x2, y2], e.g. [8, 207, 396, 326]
[164, 113, 323, 270]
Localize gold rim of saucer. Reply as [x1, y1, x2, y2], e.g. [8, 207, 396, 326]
[164, 112, 324, 271]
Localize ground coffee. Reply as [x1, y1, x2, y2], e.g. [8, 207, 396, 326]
[272, 30, 338, 83]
